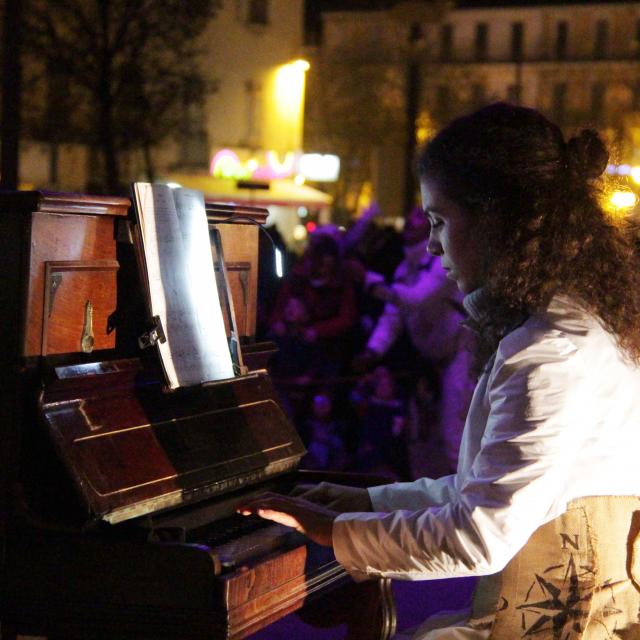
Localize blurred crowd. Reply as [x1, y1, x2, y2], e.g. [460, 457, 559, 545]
[257, 204, 476, 481]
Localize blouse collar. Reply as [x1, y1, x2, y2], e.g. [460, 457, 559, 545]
[462, 287, 529, 337]
[462, 287, 491, 328]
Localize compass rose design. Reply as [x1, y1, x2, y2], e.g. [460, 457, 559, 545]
[515, 554, 622, 639]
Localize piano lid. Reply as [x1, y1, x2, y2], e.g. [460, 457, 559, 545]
[39, 360, 305, 524]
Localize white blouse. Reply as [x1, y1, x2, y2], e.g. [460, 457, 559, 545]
[332, 295, 640, 636]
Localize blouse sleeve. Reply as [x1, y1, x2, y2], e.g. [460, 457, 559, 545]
[333, 329, 588, 581]
[367, 475, 458, 510]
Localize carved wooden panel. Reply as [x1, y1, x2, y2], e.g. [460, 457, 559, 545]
[42, 260, 118, 355]
[24, 209, 123, 357]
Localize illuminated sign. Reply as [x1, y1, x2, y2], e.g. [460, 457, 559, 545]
[210, 150, 252, 180]
[298, 154, 340, 182]
[209, 149, 340, 182]
[210, 149, 297, 180]
[253, 151, 297, 180]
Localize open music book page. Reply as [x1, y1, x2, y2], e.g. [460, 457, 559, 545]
[131, 182, 234, 389]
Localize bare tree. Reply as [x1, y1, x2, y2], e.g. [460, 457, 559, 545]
[306, 60, 405, 215]
[24, 0, 220, 193]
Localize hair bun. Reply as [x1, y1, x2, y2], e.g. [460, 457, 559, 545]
[565, 129, 609, 180]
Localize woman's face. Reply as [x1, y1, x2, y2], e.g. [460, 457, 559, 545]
[420, 177, 485, 294]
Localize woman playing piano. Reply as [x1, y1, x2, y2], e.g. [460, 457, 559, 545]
[239, 103, 640, 639]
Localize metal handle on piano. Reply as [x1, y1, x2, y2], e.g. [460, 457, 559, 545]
[80, 300, 95, 353]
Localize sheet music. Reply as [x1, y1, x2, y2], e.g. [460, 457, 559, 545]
[132, 182, 234, 389]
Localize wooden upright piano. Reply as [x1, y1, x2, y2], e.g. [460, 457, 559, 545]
[0, 191, 396, 639]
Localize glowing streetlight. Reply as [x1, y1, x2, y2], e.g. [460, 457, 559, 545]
[292, 59, 310, 72]
[269, 59, 310, 152]
[274, 60, 309, 121]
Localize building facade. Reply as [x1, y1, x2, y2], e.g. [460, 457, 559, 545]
[305, 1, 640, 220]
[17, 0, 308, 191]
[13, 0, 335, 245]
[173, 0, 307, 171]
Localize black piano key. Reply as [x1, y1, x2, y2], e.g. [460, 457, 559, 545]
[202, 513, 268, 546]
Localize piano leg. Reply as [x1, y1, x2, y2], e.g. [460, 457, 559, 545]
[345, 578, 397, 640]
[296, 577, 397, 640]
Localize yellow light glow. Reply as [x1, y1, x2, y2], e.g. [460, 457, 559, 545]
[293, 224, 308, 241]
[293, 59, 310, 72]
[610, 190, 637, 210]
[294, 174, 306, 186]
[275, 61, 308, 127]
[631, 167, 640, 184]
[266, 150, 296, 175]
[299, 153, 340, 182]
[353, 181, 374, 214]
[416, 111, 436, 146]
[246, 158, 259, 172]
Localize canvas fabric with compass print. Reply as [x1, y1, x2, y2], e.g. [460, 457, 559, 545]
[468, 496, 640, 639]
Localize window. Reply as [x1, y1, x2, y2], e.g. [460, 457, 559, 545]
[552, 82, 567, 125]
[594, 19, 608, 58]
[591, 82, 605, 121]
[556, 21, 568, 60]
[244, 79, 262, 146]
[475, 22, 488, 61]
[440, 24, 453, 61]
[247, 0, 269, 25]
[511, 22, 524, 61]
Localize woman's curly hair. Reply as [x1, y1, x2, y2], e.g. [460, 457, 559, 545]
[418, 102, 640, 365]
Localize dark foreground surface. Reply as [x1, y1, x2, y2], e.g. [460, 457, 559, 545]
[251, 576, 478, 639]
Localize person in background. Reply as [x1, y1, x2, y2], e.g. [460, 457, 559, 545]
[270, 232, 358, 381]
[312, 206, 400, 356]
[269, 296, 315, 379]
[351, 365, 411, 481]
[267, 295, 320, 431]
[240, 103, 640, 639]
[354, 206, 474, 474]
[301, 390, 348, 472]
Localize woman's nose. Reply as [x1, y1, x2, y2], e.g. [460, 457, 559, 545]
[427, 235, 441, 256]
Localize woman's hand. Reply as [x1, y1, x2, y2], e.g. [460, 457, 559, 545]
[237, 492, 337, 547]
[290, 481, 373, 513]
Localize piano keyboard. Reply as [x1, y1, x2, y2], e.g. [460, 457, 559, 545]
[206, 515, 305, 569]
[143, 505, 305, 573]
